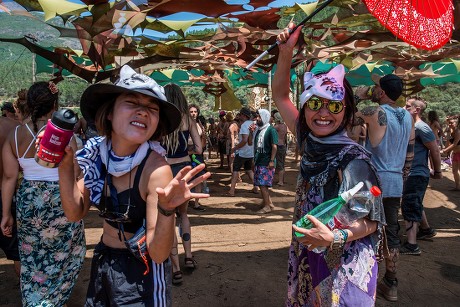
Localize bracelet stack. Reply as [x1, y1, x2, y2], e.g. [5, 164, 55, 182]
[330, 229, 348, 250]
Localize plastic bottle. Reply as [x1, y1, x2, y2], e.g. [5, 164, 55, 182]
[333, 185, 381, 228]
[202, 180, 210, 194]
[294, 181, 364, 238]
[35, 108, 78, 168]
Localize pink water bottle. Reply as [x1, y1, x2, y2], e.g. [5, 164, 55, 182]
[35, 108, 78, 168]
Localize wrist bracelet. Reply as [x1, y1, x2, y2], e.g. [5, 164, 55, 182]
[339, 229, 348, 244]
[330, 229, 343, 250]
[158, 205, 175, 217]
[434, 171, 442, 174]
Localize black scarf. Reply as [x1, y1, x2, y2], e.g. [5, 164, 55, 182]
[300, 131, 372, 199]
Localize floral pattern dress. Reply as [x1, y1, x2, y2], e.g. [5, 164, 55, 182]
[286, 159, 384, 307]
[16, 180, 86, 307]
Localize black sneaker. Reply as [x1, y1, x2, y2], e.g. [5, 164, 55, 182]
[399, 242, 421, 255]
[377, 277, 398, 302]
[417, 227, 437, 240]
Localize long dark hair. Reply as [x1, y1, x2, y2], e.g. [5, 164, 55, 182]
[27, 82, 58, 132]
[163, 83, 190, 153]
[296, 76, 355, 141]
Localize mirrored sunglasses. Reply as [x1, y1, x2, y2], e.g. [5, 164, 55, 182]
[306, 96, 345, 114]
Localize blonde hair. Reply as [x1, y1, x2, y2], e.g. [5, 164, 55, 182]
[225, 112, 234, 121]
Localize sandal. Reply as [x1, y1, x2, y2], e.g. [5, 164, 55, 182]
[192, 205, 206, 211]
[256, 206, 272, 214]
[172, 271, 183, 285]
[184, 257, 197, 269]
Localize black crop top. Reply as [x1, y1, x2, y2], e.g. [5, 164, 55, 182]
[98, 150, 151, 233]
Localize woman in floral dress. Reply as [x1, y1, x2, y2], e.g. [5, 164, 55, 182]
[1, 81, 85, 306]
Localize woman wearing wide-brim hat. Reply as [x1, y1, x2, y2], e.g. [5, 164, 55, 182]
[58, 65, 210, 306]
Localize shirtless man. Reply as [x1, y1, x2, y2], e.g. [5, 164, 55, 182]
[216, 111, 228, 169]
[0, 116, 21, 277]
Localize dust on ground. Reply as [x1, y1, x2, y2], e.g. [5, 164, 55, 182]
[1, 154, 459, 306]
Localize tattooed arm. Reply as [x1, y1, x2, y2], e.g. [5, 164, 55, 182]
[355, 106, 387, 147]
[402, 117, 415, 181]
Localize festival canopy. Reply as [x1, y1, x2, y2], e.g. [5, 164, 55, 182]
[1, 0, 460, 98]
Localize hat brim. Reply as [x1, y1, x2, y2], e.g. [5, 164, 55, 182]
[80, 83, 181, 136]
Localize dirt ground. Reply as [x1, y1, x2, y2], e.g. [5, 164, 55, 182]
[1, 153, 459, 306]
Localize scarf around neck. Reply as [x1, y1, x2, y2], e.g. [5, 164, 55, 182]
[76, 136, 166, 205]
[256, 109, 271, 153]
[300, 131, 370, 187]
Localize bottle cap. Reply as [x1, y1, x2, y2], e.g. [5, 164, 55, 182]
[370, 186, 381, 197]
[340, 181, 364, 202]
[51, 108, 78, 130]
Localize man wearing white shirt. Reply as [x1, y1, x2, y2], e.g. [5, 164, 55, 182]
[228, 107, 255, 196]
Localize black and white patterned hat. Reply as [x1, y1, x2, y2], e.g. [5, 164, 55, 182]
[80, 65, 181, 135]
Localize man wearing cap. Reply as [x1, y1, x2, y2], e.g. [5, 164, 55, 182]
[228, 107, 255, 196]
[355, 74, 415, 302]
[0, 114, 21, 278]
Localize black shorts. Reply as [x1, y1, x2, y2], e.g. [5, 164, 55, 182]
[0, 192, 19, 261]
[383, 197, 401, 249]
[86, 241, 171, 306]
[218, 139, 226, 154]
[275, 145, 287, 171]
[401, 176, 429, 222]
[210, 136, 217, 147]
[170, 161, 191, 177]
[232, 155, 253, 172]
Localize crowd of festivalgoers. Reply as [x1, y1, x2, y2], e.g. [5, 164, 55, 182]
[1, 28, 460, 306]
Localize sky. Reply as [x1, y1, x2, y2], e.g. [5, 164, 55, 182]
[1, 0, 319, 40]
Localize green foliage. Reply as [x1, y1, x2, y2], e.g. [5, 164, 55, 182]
[1, 42, 459, 120]
[418, 83, 460, 122]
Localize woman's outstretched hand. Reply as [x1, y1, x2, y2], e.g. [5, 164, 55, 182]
[292, 215, 334, 251]
[156, 163, 211, 211]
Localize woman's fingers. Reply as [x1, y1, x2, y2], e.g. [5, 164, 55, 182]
[189, 192, 210, 199]
[185, 172, 211, 191]
[176, 163, 208, 184]
[174, 165, 193, 182]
